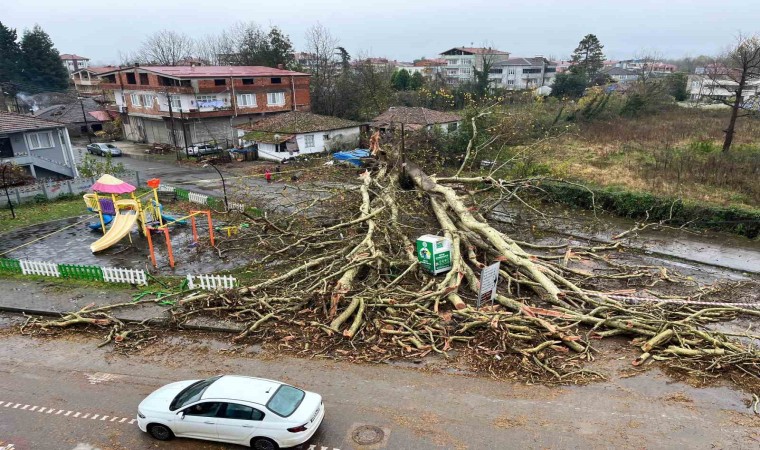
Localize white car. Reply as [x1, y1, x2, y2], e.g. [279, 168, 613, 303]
[137, 375, 324, 449]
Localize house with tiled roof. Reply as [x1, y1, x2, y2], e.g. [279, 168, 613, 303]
[371, 107, 461, 132]
[34, 97, 116, 137]
[71, 66, 118, 97]
[0, 112, 77, 179]
[488, 57, 557, 90]
[96, 65, 311, 148]
[439, 47, 510, 85]
[235, 111, 362, 162]
[60, 54, 89, 73]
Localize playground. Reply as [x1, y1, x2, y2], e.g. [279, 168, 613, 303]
[0, 175, 254, 276]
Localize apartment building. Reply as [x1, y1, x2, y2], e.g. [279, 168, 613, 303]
[488, 57, 557, 90]
[71, 66, 117, 97]
[97, 65, 310, 147]
[439, 47, 510, 85]
[60, 54, 89, 74]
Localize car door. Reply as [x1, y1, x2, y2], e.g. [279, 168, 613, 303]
[214, 402, 264, 444]
[175, 401, 222, 441]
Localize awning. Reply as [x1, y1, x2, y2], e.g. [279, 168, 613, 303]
[91, 174, 136, 194]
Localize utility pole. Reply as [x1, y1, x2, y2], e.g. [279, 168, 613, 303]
[166, 92, 178, 152]
[78, 97, 92, 143]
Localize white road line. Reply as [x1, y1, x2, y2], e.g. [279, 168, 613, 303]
[65, 411, 73, 416]
[110, 417, 118, 422]
[74, 412, 81, 417]
[46, 408, 54, 414]
[56, 410, 64, 415]
[119, 418, 127, 423]
[91, 414, 99, 420]
[100, 415, 109, 421]
[3, 402, 11, 407]
[12, 403, 21, 408]
[81, 413, 89, 419]
[21, 405, 29, 410]
[29, 406, 38, 412]
[129, 419, 136, 424]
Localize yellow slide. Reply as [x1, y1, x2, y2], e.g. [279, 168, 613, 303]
[90, 200, 140, 253]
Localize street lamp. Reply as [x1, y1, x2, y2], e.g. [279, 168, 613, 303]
[203, 162, 229, 212]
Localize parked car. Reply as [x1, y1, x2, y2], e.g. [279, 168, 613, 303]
[137, 375, 324, 450]
[86, 143, 122, 156]
[187, 143, 224, 156]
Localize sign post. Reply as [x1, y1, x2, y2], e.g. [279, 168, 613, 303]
[478, 262, 500, 308]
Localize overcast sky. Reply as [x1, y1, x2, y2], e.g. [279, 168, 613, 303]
[4, 0, 760, 64]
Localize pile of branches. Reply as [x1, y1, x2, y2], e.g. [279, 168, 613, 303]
[22, 146, 760, 385]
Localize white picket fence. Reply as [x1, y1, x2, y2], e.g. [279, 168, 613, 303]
[102, 267, 147, 286]
[228, 201, 246, 212]
[158, 183, 176, 193]
[20, 260, 60, 277]
[186, 274, 237, 291]
[188, 192, 209, 205]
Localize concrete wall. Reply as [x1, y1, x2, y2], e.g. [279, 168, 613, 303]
[3, 170, 140, 205]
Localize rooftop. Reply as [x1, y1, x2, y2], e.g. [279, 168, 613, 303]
[237, 111, 361, 135]
[99, 65, 309, 79]
[201, 375, 280, 405]
[372, 106, 461, 126]
[72, 66, 118, 75]
[493, 57, 552, 67]
[33, 97, 110, 124]
[0, 112, 64, 134]
[441, 47, 510, 56]
[60, 54, 89, 60]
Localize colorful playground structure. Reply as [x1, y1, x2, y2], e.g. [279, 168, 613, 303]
[83, 174, 215, 268]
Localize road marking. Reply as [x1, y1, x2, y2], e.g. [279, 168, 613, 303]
[56, 409, 65, 414]
[91, 414, 99, 420]
[0, 400, 137, 427]
[66, 411, 73, 416]
[100, 415, 109, 421]
[74, 412, 81, 417]
[21, 405, 29, 410]
[84, 372, 122, 385]
[307, 446, 341, 450]
[12, 403, 21, 408]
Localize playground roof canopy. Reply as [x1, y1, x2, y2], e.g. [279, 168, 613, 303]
[91, 174, 136, 194]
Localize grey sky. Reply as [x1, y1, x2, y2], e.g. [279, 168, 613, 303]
[4, 0, 760, 64]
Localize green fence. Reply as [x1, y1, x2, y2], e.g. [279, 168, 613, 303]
[175, 188, 189, 201]
[0, 258, 22, 274]
[59, 264, 105, 282]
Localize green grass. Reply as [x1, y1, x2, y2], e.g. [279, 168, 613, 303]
[0, 196, 87, 234]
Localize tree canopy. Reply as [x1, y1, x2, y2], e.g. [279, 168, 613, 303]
[570, 34, 606, 81]
[19, 25, 70, 92]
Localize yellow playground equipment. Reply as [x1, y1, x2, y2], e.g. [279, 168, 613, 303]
[83, 175, 214, 267]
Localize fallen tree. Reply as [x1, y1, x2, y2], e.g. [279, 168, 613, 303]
[22, 134, 760, 386]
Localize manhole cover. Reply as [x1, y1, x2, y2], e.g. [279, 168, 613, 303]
[352, 425, 385, 445]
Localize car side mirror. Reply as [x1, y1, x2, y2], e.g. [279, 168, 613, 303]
[178, 411, 185, 420]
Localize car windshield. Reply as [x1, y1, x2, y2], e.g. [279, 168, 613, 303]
[106, 144, 117, 148]
[266, 385, 305, 417]
[170, 376, 222, 411]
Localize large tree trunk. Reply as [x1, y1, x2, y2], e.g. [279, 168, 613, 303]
[722, 80, 745, 152]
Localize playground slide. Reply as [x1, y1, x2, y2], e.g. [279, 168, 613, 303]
[160, 213, 187, 226]
[90, 209, 139, 253]
[88, 214, 114, 231]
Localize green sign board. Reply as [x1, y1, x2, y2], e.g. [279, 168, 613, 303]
[416, 235, 452, 275]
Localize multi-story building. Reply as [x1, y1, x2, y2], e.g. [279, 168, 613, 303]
[687, 74, 760, 102]
[71, 66, 117, 97]
[97, 65, 311, 147]
[439, 47, 510, 85]
[413, 59, 447, 80]
[60, 54, 89, 74]
[488, 57, 557, 90]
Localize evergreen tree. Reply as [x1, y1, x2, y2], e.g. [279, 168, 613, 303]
[266, 26, 295, 69]
[550, 72, 587, 99]
[569, 34, 605, 81]
[665, 72, 688, 101]
[20, 25, 69, 92]
[0, 22, 22, 86]
[392, 68, 410, 90]
[410, 71, 424, 90]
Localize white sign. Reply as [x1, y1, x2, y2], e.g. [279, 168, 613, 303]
[478, 262, 500, 307]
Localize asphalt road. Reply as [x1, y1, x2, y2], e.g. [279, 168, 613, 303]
[0, 328, 758, 450]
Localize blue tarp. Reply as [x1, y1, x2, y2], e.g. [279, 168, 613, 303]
[333, 149, 370, 166]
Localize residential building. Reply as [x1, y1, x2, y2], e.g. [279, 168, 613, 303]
[687, 74, 760, 102]
[352, 57, 397, 72]
[371, 106, 461, 132]
[614, 60, 676, 75]
[97, 65, 311, 148]
[0, 112, 78, 179]
[554, 60, 573, 73]
[603, 67, 640, 82]
[235, 111, 362, 162]
[71, 66, 117, 97]
[488, 57, 557, 90]
[439, 47, 510, 85]
[394, 62, 426, 76]
[413, 59, 447, 80]
[60, 54, 90, 74]
[33, 97, 116, 137]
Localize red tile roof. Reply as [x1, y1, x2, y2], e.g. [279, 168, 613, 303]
[60, 54, 89, 60]
[441, 47, 509, 56]
[0, 112, 64, 134]
[99, 65, 309, 78]
[372, 107, 461, 127]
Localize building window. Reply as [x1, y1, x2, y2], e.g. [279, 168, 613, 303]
[126, 73, 137, 84]
[323, 134, 330, 140]
[242, 78, 254, 85]
[460, 67, 472, 75]
[236, 94, 256, 107]
[304, 135, 315, 148]
[267, 91, 285, 106]
[142, 94, 154, 107]
[523, 68, 542, 74]
[271, 77, 282, 84]
[139, 73, 149, 84]
[489, 68, 503, 74]
[508, 68, 516, 75]
[447, 122, 458, 132]
[130, 93, 141, 106]
[507, 80, 515, 85]
[214, 79, 226, 86]
[26, 131, 54, 150]
[169, 95, 181, 109]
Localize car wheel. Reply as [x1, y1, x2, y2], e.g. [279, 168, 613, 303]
[147, 423, 174, 441]
[250, 437, 278, 450]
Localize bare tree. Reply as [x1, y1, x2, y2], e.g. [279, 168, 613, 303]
[196, 22, 257, 66]
[304, 23, 341, 115]
[707, 34, 760, 152]
[137, 29, 195, 66]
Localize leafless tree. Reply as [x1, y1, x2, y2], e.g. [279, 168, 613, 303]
[136, 29, 195, 66]
[195, 22, 260, 66]
[707, 34, 760, 152]
[304, 23, 341, 115]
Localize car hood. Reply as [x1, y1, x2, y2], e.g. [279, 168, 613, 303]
[287, 391, 323, 425]
[139, 379, 199, 413]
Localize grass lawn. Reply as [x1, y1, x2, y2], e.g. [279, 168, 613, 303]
[0, 196, 87, 235]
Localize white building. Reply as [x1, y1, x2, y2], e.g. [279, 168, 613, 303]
[236, 111, 362, 162]
[603, 67, 639, 82]
[687, 75, 760, 103]
[488, 57, 557, 90]
[60, 54, 89, 74]
[439, 47, 510, 85]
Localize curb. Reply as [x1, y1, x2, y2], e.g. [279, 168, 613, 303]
[0, 305, 242, 334]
